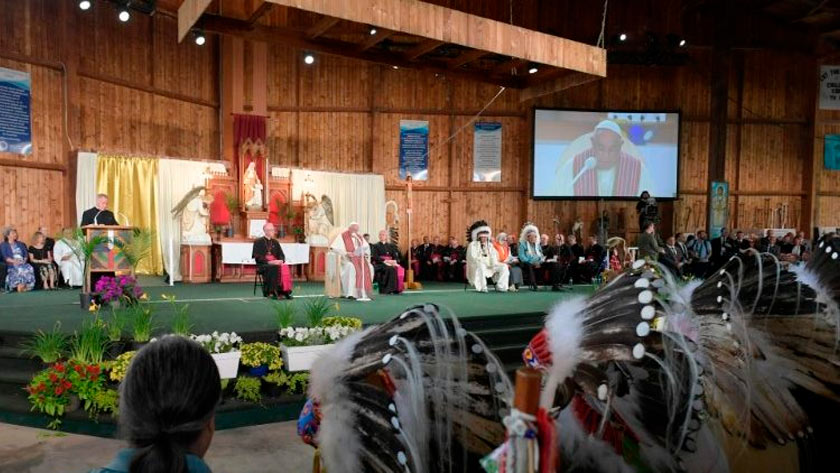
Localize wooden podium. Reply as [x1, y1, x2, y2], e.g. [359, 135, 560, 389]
[81, 225, 134, 290]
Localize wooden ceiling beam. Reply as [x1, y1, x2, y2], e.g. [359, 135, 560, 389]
[247, 1, 274, 25]
[446, 48, 487, 69]
[306, 15, 341, 39]
[264, 0, 606, 77]
[489, 57, 527, 75]
[358, 29, 395, 51]
[404, 39, 445, 60]
[178, 0, 213, 42]
[201, 15, 524, 89]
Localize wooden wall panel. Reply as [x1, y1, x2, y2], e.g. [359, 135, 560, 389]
[78, 5, 154, 86]
[267, 111, 297, 165]
[152, 15, 219, 103]
[737, 124, 805, 193]
[267, 45, 299, 108]
[297, 112, 371, 171]
[299, 54, 371, 109]
[817, 196, 840, 227]
[0, 167, 65, 241]
[375, 67, 449, 111]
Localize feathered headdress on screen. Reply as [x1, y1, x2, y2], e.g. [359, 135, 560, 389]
[467, 220, 491, 243]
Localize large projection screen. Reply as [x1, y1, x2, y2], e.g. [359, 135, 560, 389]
[532, 109, 680, 200]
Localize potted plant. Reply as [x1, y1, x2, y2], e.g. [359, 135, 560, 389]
[233, 376, 262, 404]
[162, 294, 193, 336]
[292, 226, 305, 243]
[240, 342, 283, 377]
[106, 350, 136, 383]
[224, 193, 240, 238]
[93, 275, 146, 308]
[262, 370, 309, 398]
[278, 299, 362, 372]
[26, 362, 75, 429]
[21, 322, 68, 366]
[63, 228, 109, 309]
[69, 316, 110, 365]
[104, 307, 131, 357]
[190, 331, 243, 379]
[26, 360, 113, 429]
[130, 304, 156, 349]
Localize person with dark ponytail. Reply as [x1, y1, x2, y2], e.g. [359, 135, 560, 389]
[90, 336, 221, 473]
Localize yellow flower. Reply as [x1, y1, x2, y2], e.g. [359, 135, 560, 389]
[161, 294, 175, 302]
[139, 293, 149, 301]
[88, 302, 100, 313]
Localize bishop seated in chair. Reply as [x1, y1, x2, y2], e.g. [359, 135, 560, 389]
[252, 223, 293, 299]
[370, 229, 404, 295]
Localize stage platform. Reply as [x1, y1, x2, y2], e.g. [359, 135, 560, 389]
[0, 280, 593, 437]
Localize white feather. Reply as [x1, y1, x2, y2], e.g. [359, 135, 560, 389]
[541, 296, 587, 407]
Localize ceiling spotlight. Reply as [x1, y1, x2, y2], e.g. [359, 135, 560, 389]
[528, 67, 538, 74]
[619, 33, 627, 41]
[79, 0, 91, 10]
[194, 30, 206, 46]
[304, 54, 315, 65]
[370, 28, 377, 35]
[679, 39, 686, 47]
[392, 65, 399, 69]
[118, 8, 130, 22]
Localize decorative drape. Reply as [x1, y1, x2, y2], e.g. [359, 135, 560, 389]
[75, 151, 99, 225]
[234, 114, 267, 180]
[291, 169, 386, 238]
[96, 155, 163, 275]
[157, 158, 209, 282]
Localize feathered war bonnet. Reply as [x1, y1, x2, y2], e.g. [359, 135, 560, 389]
[519, 222, 540, 243]
[467, 220, 492, 242]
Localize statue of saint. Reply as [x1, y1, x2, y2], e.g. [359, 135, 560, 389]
[305, 194, 334, 247]
[181, 189, 213, 244]
[243, 161, 264, 209]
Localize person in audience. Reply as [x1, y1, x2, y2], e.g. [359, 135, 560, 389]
[579, 235, 605, 281]
[554, 233, 572, 281]
[661, 235, 682, 276]
[252, 222, 293, 299]
[734, 230, 750, 253]
[328, 222, 374, 301]
[690, 230, 712, 277]
[637, 222, 664, 261]
[53, 227, 83, 287]
[566, 234, 585, 283]
[764, 235, 781, 257]
[675, 233, 691, 266]
[797, 230, 811, 252]
[442, 236, 464, 282]
[408, 239, 422, 280]
[493, 232, 521, 291]
[518, 224, 547, 291]
[779, 233, 794, 254]
[91, 336, 220, 473]
[28, 232, 57, 290]
[1, 227, 36, 293]
[425, 236, 445, 281]
[465, 221, 508, 293]
[80, 193, 119, 226]
[759, 229, 774, 251]
[371, 230, 404, 295]
[711, 228, 735, 267]
[789, 236, 805, 259]
[362, 233, 371, 244]
[418, 236, 433, 280]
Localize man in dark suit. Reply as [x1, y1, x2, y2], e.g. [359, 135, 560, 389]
[252, 223, 293, 299]
[80, 194, 119, 226]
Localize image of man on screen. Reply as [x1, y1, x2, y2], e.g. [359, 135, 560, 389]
[553, 120, 654, 197]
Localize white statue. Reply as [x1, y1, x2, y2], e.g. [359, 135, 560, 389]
[243, 161, 264, 209]
[305, 193, 334, 247]
[180, 189, 212, 245]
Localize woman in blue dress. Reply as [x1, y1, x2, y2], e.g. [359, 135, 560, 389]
[1, 227, 36, 292]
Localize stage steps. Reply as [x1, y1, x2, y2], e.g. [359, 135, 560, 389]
[0, 311, 545, 435]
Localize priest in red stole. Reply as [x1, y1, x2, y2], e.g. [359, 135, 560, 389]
[371, 229, 404, 294]
[252, 222, 293, 299]
[328, 222, 374, 301]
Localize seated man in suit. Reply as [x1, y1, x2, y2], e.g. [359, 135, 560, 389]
[370, 229, 404, 295]
[252, 222, 293, 299]
[80, 194, 119, 226]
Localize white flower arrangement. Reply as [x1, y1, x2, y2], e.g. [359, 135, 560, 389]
[278, 325, 358, 347]
[190, 331, 243, 354]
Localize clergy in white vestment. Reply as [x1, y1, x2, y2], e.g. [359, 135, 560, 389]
[52, 228, 84, 287]
[327, 222, 374, 301]
[465, 220, 509, 293]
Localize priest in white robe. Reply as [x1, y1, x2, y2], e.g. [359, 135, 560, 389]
[465, 220, 509, 292]
[328, 222, 374, 301]
[52, 228, 84, 287]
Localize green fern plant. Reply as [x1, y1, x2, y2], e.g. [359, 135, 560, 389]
[21, 322, 68, 364]
[303, 297, 332, 328]
[114, 228, 155, 271]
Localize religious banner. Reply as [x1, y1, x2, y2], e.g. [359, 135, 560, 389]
[819, 66, 840, 110]
[824, 134, 840, 170]
[399, 120, 429, 181]
[0, 66, 32, 155]
[234, 114, 267, 210]
[709, 181, 729, 238]
[472, 121, 502, 182]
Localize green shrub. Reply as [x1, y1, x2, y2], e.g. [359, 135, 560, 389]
[240, 342, 283, 370]
[303, 297, 332, 327]
[234, 376, 262, 403]
[22, 322, 67, 363]
[69, 317, 110, 364]
[263, 371, 309, 395]
[273, 301, 296, 330]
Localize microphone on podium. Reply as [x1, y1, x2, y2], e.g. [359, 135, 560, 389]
[571, 157, 597, 185]
[118, 212, 131, 226]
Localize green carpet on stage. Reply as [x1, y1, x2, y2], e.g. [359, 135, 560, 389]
[0, 279, 594, 335]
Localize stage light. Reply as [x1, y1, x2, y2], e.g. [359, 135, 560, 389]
[304, 53, 315, 65]
[370, 28, 377, 35]
[194, 30, 206, 46]
[679, 39, 686, 47]
[118, 8, 130, 22]
[392, 65, 399, 69]
[79, 0, 91, 10]
[619, 33, 627, 41]
[528, 67, 538, 74]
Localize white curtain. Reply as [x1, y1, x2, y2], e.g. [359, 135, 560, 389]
[291, 169, 386, 237]
[157, 159, 209, 282]
[75, 151, 99, 225]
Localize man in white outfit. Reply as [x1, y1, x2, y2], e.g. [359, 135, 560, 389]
[328, 222, 374, 301]
[465, 221, 509, 293]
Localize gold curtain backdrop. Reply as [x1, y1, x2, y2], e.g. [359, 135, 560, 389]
[96, 155, 163, 275]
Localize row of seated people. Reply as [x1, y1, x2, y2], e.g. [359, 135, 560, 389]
[1, 226, 84, 294]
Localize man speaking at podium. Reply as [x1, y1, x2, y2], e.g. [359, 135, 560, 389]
[80, 194, 119, 226]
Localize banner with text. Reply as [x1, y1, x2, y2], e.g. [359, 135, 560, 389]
[0, 66, 32, 155]
[820, 65, 840, 110]
[399, 120, 429, 181]
[473, 121, 502, 182]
